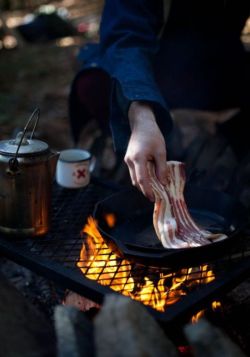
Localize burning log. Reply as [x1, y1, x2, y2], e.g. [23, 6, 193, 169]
[148, 161, 227, 248]
[63, 290, 100, 313]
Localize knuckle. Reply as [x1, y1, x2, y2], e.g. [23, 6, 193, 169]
[124, 156, 131, 165]
[126, 156, 138, 165]
[131, 154, 141, 163]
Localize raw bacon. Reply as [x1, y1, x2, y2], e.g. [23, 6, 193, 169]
[148, 161, 227, 249]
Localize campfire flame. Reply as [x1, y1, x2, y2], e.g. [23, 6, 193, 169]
[191, 309, 206, 324]
[77, 216, 216, 313]
[192, 300, 222, 324]
[212, 301, 222, 310]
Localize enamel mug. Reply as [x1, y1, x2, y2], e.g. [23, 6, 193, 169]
[56, 149, 95, 188]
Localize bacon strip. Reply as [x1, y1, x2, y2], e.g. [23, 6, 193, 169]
[148, 161, 227, 249]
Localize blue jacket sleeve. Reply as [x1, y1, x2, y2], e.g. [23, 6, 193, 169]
[99, 0, 173, 152]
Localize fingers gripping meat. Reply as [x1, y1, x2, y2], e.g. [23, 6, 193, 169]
[148, 161, 227, 249]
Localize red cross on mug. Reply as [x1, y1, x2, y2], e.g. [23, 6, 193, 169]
[75, 168, 86, 179]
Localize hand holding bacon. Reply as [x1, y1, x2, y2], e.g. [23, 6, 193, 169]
[148, 161, 227, 249]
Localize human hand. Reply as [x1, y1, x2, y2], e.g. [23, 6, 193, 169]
[124, 101, 168, 201]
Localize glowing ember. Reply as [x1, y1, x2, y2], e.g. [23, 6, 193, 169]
[77, 216, 216, 312]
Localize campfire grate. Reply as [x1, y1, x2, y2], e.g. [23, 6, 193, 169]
[0, 177, 249, 325]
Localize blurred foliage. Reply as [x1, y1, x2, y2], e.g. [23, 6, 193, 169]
[0, 0, 103, 143]
[0, 44, 76, 134]
[0, 0, 48, 11]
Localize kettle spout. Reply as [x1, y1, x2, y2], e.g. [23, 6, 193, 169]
[48, 151, 60, 181]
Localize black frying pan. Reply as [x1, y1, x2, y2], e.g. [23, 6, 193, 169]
[93, 185, 249, 267]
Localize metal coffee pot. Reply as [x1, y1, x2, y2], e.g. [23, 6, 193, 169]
[0, 109, 59, 236]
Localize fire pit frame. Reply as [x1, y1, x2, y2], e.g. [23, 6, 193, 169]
[0, 177, 249, 326]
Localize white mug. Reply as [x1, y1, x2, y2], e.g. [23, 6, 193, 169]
[56, 149, 95, 188]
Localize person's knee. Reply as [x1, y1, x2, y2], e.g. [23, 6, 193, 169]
[75, 69, 111, 108]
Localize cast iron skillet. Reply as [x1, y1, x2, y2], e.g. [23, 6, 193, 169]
[93, 185, 249, 267]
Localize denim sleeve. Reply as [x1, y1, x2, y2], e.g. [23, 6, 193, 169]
[99, 0, 173, 152]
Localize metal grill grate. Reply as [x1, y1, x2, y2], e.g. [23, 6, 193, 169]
[0, 177, 249, 324]
[77, 225, 250, 313]
[26, 179, 119, 264]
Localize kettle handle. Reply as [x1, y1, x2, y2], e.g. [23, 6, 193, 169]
[9, 108, 40, 171]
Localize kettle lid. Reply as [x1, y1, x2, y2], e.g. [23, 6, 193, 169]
[0, 132, 49, 157]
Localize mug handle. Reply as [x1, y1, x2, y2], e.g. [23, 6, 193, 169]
[89, 156, 96, 172]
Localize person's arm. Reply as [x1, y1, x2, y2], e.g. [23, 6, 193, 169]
[99, 0, 173, 199]
[126, 101, 168, 201]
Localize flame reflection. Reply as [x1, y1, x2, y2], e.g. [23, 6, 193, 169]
[77, 216, 216, 313]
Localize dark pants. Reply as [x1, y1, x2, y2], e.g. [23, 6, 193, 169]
[69, 68, 112, 144]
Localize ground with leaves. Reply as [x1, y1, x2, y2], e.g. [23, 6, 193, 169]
[0, 0, 103, 149]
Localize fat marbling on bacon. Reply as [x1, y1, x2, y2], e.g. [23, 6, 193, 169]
[148, 161, 227, 249]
